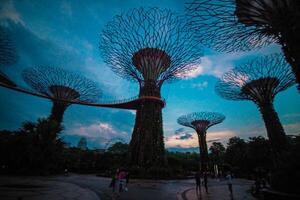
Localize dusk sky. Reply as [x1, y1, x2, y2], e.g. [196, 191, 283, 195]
[0, 0, 299, 151]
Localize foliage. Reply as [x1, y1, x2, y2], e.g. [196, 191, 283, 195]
[107, 142, 129, 154]
[209, 142, 225, 168]
[77, 137, 88, 150]
[0, 118, 64, 175]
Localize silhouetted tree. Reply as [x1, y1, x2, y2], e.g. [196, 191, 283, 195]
[22, 66, 102, 126]
[77, 137, 88, 150]
[225, 137, 248, 175]
[186, 0, 300, 92]
[209, 142, 225, 174]
[215, 54, 295, 163]
[107, 142, 129, 154]
[100, 7, 202, 167]
[177, 112, 225, 172]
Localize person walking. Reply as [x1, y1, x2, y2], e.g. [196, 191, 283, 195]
[203, 171, 208, 193]
[226, 171, 233, 198]
[109, 169, 119, 193]
[195, 171, 202, 195]
[118, 168, 127, 193]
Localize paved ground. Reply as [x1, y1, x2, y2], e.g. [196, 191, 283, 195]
[0, 174, 255, 200]
[0, 176, 99, 200]
[178, 179, 255, 200]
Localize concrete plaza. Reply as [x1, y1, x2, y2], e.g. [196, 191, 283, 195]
[0, 174, 255, 200]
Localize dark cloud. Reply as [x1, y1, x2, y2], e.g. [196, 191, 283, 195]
[174, 127, 186, 135]
[176, 133, 193, 140]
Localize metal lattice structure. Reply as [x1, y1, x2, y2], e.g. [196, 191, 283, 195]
[215, 54, 295, 159]
[22, 66, 102, 125]
[0, 25, 18, 86]
[215, 54, 295, 103]
[178, 112, 225, 172]
[186, 0, 300, 91]
[100, 7, 202, 167]
[100, 7, 201, 85]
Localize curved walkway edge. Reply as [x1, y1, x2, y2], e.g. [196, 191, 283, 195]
[0, 176, 100, 200]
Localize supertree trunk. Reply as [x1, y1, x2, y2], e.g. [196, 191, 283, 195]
[280, 30, 300, 92]
[196, 130, 208, 172]
[129, 81, 165, 167]
[258, 102, 287, 160]
[49, 101, 68, 125]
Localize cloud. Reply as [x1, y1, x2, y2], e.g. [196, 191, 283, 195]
[191, 81, 208, 90]
[65, 121, 130, 146]
[0, 0, 25, 25]
[165, 130, 237, 148]
[176, 133, 193, 140]
[284, 123, 300, 135]
[174, 128, 187, 135]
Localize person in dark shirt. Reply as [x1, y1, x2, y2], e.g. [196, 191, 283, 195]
[195, 171, 201, 194]
[203, 171, 208, 193]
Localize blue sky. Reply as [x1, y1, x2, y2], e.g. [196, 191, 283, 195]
[0, 0, 299, 150]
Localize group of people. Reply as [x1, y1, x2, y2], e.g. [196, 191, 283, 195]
[195, 171, 233, 197]
[109, 168, 130, 195]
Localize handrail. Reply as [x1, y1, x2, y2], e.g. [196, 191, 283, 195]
[0, 82, 166, 109]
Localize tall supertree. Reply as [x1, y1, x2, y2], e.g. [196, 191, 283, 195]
[22, 66, 102, 125]
[186, 0, 300, 92]
[100, 8, 202, 167]
[215, 54, 295, 161]
[177, 112, 225, 172]
[0, 25, 18, 86]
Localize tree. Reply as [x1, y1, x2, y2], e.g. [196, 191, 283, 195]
[177, 112, 225, 172]
[209, 142, 225, 174]
[77, 137, 88, 151]
[225, 137, 248, 175]
[107, 142, 129, 154]
[186, 0, 300, 92]
[215, 54, 295, 163]
[100, 7, 202, 167]
[22, 66, 102, 126]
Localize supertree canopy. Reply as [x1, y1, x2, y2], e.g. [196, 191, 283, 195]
[0, 25, 18, 86]
[100, 7, 202, 167]
[186, 0, 300, 92]
[22, 66, 102, 125]
[215, 54, 295, 160]
[178, 112, 225, 172]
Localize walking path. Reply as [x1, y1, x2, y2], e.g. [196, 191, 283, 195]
[177, 179, 255, 200]
[0, 176, 99, 200]
[0, 175, 254, 200]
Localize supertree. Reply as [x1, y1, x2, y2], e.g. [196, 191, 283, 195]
[186, 0, 300, 92]
[177, 112, 225, 172]
[215, 54, 295, 161]
[0, 25, 18, 86]
[100, 7, 202, 167]
[22, 66, 102, 125]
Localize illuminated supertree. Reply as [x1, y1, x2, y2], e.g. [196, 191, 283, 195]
[100, 7, 202, 167]
[177, 112, 225, 172]
[0, 25, 18, 86]
[22, 66, 102, 125]
[186, 0, 300, 92]
[215, 54, 295, 159]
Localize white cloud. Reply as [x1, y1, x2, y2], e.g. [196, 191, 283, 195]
[0, 0, 25, 25]
[284, 123, 300, 135]
[192, 81, 208, 90]
[165, 130, 237, 148]
[65, 121, 129, 146]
